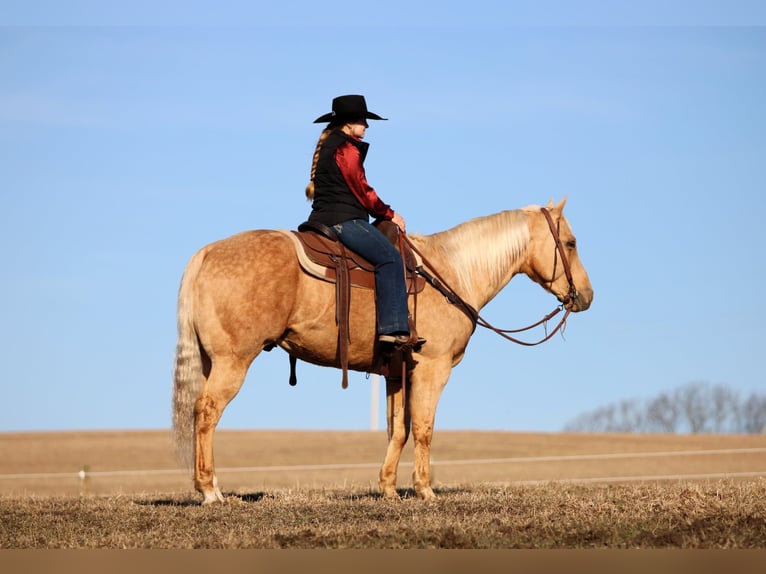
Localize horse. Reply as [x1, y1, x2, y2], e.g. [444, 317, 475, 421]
[172, 198, 593, 504]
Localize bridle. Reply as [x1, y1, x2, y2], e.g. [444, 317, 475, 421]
[402, 207, 578, 347]
[540, 206, 578, 310]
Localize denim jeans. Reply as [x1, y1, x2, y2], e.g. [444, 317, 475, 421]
[332, 219, 410, 334]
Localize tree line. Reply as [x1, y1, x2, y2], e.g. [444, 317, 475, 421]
[563, 381, 766, 434]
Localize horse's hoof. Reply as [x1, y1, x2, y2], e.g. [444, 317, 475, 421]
[415, 487, 437, 501]
[379, 485, 400, 500]
[201, 488, 225, 505]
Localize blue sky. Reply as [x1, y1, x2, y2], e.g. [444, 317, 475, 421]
[2, 5, 765, 433]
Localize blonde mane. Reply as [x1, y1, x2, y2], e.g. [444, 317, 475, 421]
[424, 209, 531, 293]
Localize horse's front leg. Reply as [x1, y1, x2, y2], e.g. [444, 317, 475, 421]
[408, 361, 451, 500]
[379, 372, 410, 499]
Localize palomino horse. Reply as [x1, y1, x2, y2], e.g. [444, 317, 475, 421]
[172, 198, 593, 504]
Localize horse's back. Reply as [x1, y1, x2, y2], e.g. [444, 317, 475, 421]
[201, 228, 294, 262]
[197, 228, 301, 290]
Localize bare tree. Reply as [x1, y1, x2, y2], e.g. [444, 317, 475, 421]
[563, 382, 765, 434]
[564, 399, 644, 433]
[564, 404, 615, 433]
[711, 384, 740, 433]
[741, 393, 766, 434]
[646, 392, 679, 433]
[674, 381, 713, 433]
[616, 399, 644, 433]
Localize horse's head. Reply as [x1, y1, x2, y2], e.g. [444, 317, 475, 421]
[523, 198, 593, 312]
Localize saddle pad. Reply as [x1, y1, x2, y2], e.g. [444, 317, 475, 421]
[277, 229, 375, 289]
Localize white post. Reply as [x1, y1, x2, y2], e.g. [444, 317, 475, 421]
[78, 466, 89, 497]
[370, 374, 379, 431]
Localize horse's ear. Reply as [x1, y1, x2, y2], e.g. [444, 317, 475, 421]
[554, 196, 568, 213]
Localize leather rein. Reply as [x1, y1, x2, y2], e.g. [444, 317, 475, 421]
[402, 207, 578, 347]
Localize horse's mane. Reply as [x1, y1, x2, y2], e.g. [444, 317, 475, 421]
[421, 208, 531, 293]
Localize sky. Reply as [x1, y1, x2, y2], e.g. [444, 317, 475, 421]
[2, 3, 765, 434]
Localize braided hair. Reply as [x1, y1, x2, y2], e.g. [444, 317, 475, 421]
[305, 121, 344, 200]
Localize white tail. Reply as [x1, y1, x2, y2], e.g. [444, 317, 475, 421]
[171, 247, 207, 468]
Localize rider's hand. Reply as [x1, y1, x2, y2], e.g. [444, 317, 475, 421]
[391, 212, 406, 233]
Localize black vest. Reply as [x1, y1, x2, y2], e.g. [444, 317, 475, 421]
[308, 130, 371, 226]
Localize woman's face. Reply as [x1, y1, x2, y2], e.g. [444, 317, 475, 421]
[344, 118, 369, 139]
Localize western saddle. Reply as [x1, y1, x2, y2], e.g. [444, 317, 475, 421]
[289, 219, 425, 389]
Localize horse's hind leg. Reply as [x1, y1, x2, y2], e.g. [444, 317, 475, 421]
[379, 373, 410, 499]
[194, 356, 248, 504]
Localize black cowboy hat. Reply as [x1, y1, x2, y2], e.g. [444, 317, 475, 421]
[313, 94, 387, 123]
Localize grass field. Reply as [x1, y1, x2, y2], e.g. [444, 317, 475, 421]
[1, 430, 765, 548]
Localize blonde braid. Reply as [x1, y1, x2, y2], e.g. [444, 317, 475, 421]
[305, 127, 333, 200]
[306, 121, 347, 199]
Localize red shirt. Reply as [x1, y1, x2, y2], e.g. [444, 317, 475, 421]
[334, 140, 395, 220]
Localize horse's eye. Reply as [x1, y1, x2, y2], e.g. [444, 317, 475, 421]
[566, 240, 577, 249]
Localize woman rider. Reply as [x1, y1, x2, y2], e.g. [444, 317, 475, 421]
[306, 94, 424, 348]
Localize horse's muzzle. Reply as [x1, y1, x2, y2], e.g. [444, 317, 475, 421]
[565, 287, 593, 312]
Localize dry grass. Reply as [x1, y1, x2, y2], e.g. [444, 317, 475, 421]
[1, 430, 765, 548]
[2, 482, 765, 548]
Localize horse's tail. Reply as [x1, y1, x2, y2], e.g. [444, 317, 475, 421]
[172, 247, 207, 469]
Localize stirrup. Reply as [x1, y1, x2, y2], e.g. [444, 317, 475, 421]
[378, 333, 427, 351]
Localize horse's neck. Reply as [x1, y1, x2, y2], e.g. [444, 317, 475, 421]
[422, 210, 530, 310]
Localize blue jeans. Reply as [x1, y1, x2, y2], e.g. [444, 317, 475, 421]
[332, 219, 410, 335]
